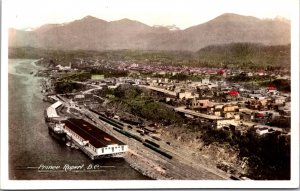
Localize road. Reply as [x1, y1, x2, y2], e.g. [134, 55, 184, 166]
[82, 87, 103, 94]
[73, 81, 102, 88]
[138, 85, 177, 97]
[175, 106, 224, 120]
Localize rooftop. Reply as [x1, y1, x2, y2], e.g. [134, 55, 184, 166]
[51, 101, 63, 109]
[46, 107, 59, 118]
[63, 118, 126, 148]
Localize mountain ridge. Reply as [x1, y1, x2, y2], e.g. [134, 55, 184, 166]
[9, 13, 290, 51]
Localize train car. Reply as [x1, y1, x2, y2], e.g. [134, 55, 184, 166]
[145, 139, 160, 148]
[98, 114, 124, 129]
[113, 128, 143, 142]
[151, 136, 161, 141]
[143, 142, 172, 159]
[143, 127, 156, 133]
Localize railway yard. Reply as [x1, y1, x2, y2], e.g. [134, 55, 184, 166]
[44, 93, 230, 180]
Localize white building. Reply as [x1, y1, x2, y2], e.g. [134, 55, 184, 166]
[178, 91, 199, 99]
[63, 118, 128, 159]
[215, 118, 237, 129]
[45, 101, 63, 118]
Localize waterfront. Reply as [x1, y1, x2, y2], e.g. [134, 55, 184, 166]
[8, 59, 149, 180]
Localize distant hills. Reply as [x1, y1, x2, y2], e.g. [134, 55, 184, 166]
[196, 43, 290, 69]
[9, 13, 290, 51]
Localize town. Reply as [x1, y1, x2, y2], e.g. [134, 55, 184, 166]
[34, 49, 291, 180]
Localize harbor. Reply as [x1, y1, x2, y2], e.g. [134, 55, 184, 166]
[8, 59, 149, 180]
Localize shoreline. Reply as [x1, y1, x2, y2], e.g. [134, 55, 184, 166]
[8, 59, 149, 180]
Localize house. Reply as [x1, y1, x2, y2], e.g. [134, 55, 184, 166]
[278, 102, 291, 116]
[239, 108, 254, 121]
[150, 79, 159, 86]
[74, 94, 85, 101]
[253, 112, 272, 123]
[272, 96, 286, 105]
[201, 78, 210, 84]
[247, 72, 253, 77]
[226, 90, 240, 101]
[266, 86, 278, 95]
[267, 86, 276, 91]
[228, 90, 239, 96]
[257, 99, 268, 110]
[214, 118, 237, 129]
[187, 99, 210, 109]
[255, 112, 265, 118]
[223, 104, 239, 113]
[218, 69, 225, 76]
[178, 91, 199, 100]
[214, 104, 224, 116]
[224, 113, 240, 120]
[248, 94, 265, 100]
[208, 83, 219, 89]
[223, 104, 240, 119]
[256, 127, 270, 135]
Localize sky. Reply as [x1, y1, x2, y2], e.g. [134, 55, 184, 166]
[4, 0, 296, 30]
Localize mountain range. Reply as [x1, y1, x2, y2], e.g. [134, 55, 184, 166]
[8, 13, 290, 51]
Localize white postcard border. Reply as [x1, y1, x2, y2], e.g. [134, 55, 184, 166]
[1, 0, 299, 189]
